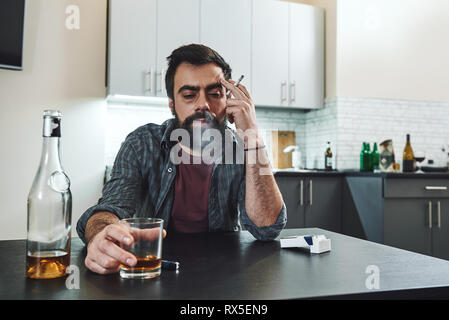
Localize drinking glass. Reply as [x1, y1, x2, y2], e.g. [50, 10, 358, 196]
[414, 151, 426, 173]
[118, 218, 163, 279]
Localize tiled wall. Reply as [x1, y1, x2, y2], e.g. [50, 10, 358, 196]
[335, 97, 449, 169]
[106, 98, 449, 170]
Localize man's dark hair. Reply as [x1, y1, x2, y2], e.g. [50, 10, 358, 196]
[165, 44, 232, 100]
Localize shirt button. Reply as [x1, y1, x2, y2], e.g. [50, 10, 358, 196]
[167, 168, 173, 173]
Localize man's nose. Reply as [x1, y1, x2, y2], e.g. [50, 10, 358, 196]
[195, 92, 210, 113]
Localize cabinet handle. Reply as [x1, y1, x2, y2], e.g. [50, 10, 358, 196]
[428, 201, 432, 229]
[438, 201, 441, 229]
[156, 68, 166, 94]
[425, 186, 448, 191]
[145, 67, 154, 94]
[309, 179, 313, 206]
[289, 81, 296, 104]
[281, 81, 287, 103]
[300, 180, 304, 206]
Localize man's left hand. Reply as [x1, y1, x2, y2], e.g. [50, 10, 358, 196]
[221, 78, 259, 135]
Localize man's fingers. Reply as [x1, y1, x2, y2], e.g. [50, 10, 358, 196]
[98, 237, 137, 267]
[105, 223, 134, 246]
[221, 78, 245, 100]
[85, 255, 120, 275]
[236, 83, 252, 100]
[226, 99, 248, 107]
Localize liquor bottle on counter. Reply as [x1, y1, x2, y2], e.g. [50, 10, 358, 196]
[362, 142, 372, 171]
[324, 141, 333, 171]
[402, 134, 415, 172]
[360, 142, 366, 171]
[371, 142, 380, 171]
[26, 110, 72, 279]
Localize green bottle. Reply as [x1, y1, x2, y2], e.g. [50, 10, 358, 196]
[371, 142, 380, 171]
[363, 143, 371, 171]
[360, 142, 366, 171]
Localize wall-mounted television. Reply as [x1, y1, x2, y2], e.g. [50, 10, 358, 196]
[0, 0, 26, 70]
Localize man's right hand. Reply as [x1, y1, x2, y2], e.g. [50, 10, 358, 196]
[85, 222, 138, 275]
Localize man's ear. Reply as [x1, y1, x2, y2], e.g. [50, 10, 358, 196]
[168, 99, 175, 115]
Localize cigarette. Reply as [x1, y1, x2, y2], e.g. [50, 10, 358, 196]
[226, 75, 244, 97]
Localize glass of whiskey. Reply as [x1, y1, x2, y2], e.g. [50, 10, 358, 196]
[118, 218, 163, 279]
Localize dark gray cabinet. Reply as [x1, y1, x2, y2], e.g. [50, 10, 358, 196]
[384, 199, 433, 256]
[275, 177, 304, 229]
[275, 175, 342, 232]
[433, 199, 449, 260]
[383, 178, 449, 260]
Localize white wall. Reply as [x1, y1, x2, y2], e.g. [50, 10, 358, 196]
[337, 0, 449, 101]
[0, 0, 107, 240]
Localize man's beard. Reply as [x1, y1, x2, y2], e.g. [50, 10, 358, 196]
[173, 107, 228, 153]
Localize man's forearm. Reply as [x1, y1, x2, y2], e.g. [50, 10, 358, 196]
[84, 211, 120, 245]
[245, 138, 284, 227]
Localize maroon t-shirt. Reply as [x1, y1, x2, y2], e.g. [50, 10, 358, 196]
[168, 152, 214, 233]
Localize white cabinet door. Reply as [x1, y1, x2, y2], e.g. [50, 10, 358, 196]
[156, 0, 200, 97]
[289, 3, 324, 108]
[252, 0, 289, 107]
[108, 0, 157, 96]
[200, 0, 252, 92]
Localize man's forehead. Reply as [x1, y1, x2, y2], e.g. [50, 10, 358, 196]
[174, 62, 224, 88]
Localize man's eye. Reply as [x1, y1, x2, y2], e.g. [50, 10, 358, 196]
[183, 95, 195, 99]
[209, 92, 221, 98]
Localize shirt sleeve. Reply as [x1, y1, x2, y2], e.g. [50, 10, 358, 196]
[76, 135, 143, 244]
[237, 175, 287, 241]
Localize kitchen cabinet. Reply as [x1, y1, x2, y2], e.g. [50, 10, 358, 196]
[156, 0, 200, 97]
[252, 0, 324, 108]
[383, 178, 449, 260]
[108, 0, 157, 97]
[200, 0, 252, 92]
[432, 199, 449, 260]
[288, 4, 324, 109]
[108, 0, 324, 108]
[252, 0, 289, 107]
[108, 0, 199, 97]
[275, 175, 342, 232]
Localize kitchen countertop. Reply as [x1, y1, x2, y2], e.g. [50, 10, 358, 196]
[273, 169, 449, 178]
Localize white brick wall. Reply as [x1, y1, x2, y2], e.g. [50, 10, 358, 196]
[334, 97, 449, 169]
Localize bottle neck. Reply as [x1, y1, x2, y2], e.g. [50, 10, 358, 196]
[39, 137, 63, 171]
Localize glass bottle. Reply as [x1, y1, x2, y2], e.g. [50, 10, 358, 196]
[402, 134, 415, 172]
[360, 142, 366, 171]
[371, 142, 380, 171]
[26, 110, 72, 279]
[362, 142, 371, 171]
[324, 141, 333, 171]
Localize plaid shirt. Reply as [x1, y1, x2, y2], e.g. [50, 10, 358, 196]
[76, 118, 286, 243]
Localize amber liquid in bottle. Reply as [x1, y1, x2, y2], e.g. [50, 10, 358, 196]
[26, 250, 70, 279]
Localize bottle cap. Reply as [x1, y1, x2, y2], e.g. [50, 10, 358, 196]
[43, 109, 61, 137]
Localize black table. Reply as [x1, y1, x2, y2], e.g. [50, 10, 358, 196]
[2, 228, 449, 300]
